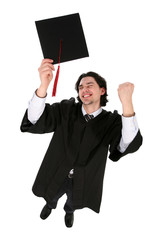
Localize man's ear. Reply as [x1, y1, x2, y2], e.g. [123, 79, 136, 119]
[101, 87, 106, 96]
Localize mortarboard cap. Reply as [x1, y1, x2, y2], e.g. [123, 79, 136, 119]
[35, 13, 89, 96]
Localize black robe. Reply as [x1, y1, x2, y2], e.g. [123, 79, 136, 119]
[20, 98, 143, 213]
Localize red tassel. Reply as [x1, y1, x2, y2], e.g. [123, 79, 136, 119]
[52, 40, 61, 97]
[52, 65, 60, 96]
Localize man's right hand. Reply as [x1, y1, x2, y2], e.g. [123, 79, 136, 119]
[37, 59, 55, 98]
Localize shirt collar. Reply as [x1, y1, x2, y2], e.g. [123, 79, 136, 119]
[82, 105, 102, 118]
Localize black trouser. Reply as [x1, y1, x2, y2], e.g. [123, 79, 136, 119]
[47, 176, 74, 213]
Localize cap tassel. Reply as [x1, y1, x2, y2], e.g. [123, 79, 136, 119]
[52, 65, 60, 96]
[52, 40, 61, 97]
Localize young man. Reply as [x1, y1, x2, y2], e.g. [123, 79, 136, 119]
[20, 59, 142, 228]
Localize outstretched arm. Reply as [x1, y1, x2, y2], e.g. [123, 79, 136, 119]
[117, 82, 138, 153]
[20, 59, 57, 134]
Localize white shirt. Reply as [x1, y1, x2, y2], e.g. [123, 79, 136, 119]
[82, 105, 102, 118]
[28, 92, 139, 154]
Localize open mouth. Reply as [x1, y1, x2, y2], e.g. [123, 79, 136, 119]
[82, 94, 92, 99]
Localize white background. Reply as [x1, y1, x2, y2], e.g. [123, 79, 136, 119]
[0, 0, 160, 239]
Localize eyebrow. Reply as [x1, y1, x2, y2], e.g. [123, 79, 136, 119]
[79, 81, 94, 87]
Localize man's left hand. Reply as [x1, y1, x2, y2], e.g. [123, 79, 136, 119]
[118, 82, 135, 117]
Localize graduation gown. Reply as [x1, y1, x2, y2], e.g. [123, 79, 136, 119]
[20, 98, 143, 213]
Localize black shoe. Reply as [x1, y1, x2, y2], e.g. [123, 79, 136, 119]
[40, 204, 52, 220]
[64, 212, 74, 228]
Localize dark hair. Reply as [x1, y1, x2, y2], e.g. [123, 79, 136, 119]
[75, 71, 109, 107]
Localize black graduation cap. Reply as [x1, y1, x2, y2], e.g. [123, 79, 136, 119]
[35, 13, 89, 96]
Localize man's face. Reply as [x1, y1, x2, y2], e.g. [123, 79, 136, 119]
[78, 77, 105, 107]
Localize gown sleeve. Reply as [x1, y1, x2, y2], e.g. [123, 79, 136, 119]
[108, 112, 143, 161]
[20, 103, 59, 134]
